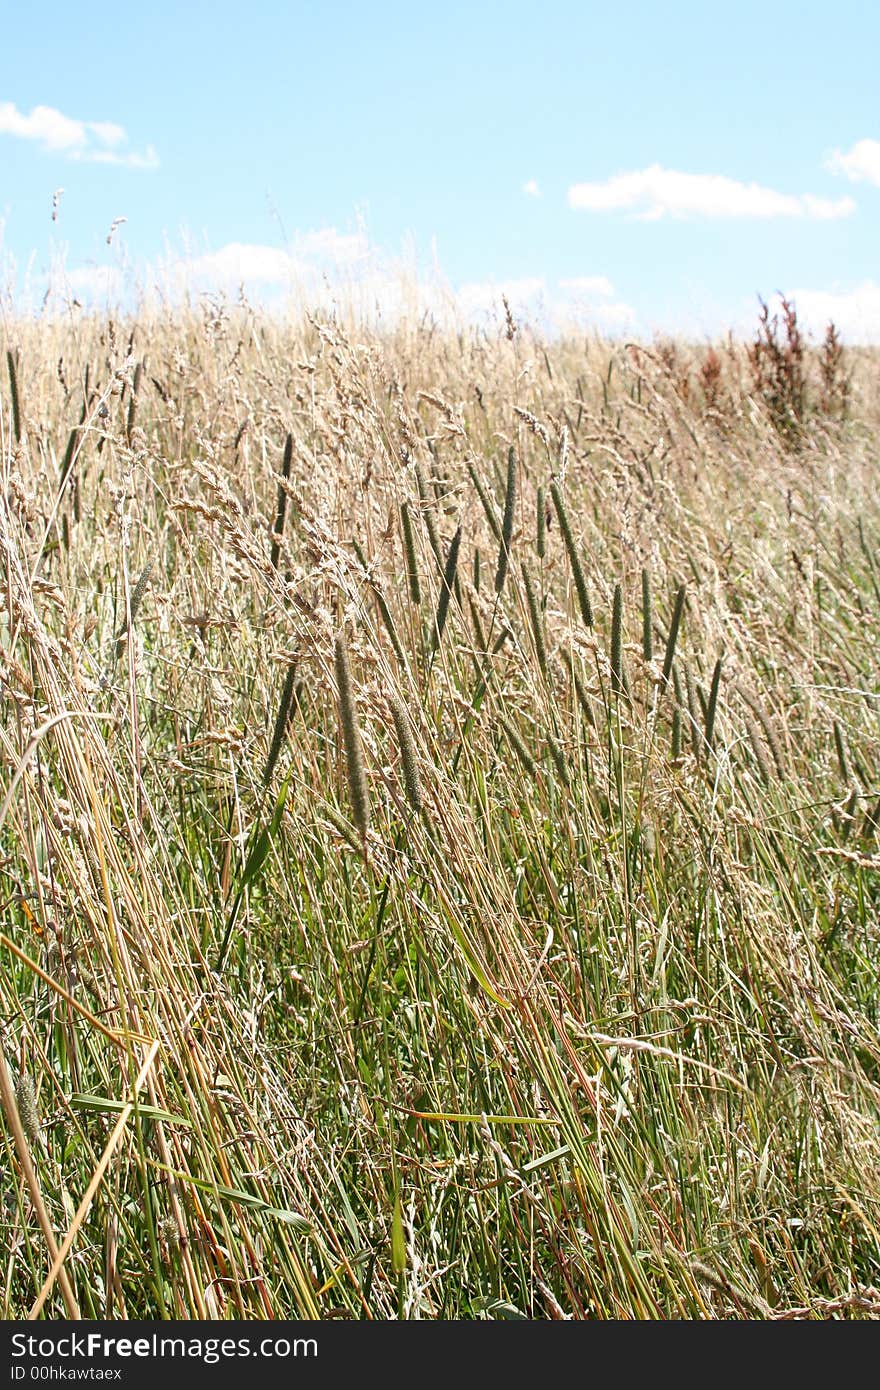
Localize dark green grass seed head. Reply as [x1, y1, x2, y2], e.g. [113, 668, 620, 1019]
[671, 705, 683, 760]
[6, 349, 22, 443]
[269, 433, 295, 572]
[550, 480, 593, 628]
[521, 563, 547, 678]
[641, 568, 653, 663]
[400, 501, 422, 605]
[467, 458, 502, 544]
[15, 1072, 39, 1148]
[432, 524, 462, 651]
[494, 446, 517, 594]
[704, 657, 723, 751]
[126, 360, 144, 442]
[499, 716, 538, 779]
[536, 486, 547, 560]
[611, 583, 624, 697]
[334, 634, 370, 839]
[263, 663, 299, 787]
[662, 584, 687, 685]
[389, 695, 423, 813]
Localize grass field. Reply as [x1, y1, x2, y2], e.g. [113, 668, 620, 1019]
[1, 300, 879, 1319]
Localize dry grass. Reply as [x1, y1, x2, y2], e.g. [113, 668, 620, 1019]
[0, 301, 879, 1319]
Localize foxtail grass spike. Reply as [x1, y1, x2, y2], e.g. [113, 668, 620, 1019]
[115, 559, 154, 659]
[374, 585, 406, 669]
[468, 593, 487, 658]
[263, 663, 299, 786]
[415, 458, 443, 566]
[662, 584, 686, 685]
[704, 657, 723, 751]
[562, 649, 596, 728]
[467, 458, 502, 543]
[550, 480, 593, 628]
[522, 563, 547, 678]
[672, 663, 684, 710]
[400, 501, 422, 605]
[270, 433, 294, 572]
[744, 711, 771, 783]
[697, 683, 709, 726]
[611, 582, 625, 697]
[323, 802, 367, 857]
[671, 705, 682, 761]
[126, 360, 143, 442]
[546, 732, 570, 787]
[494, 446, 517, 593]
[536, 486, 547, 559]
[432, 524, 462, 652]
[833, 720, 850, 783]
[15, 1072, 39, 1149]
[60, 427, 79, 487]
[7, 350, 21, 443]
[742, 689, 785, 779]
[641, 569, 653, 662]
[334, 634, 370, 840]
[389, 695, 423, 813]
[129, 559, 154, 625]
[684, 662, 701, 756]
[500, 717, 538, 779]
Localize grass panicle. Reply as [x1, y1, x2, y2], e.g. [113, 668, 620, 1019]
[641, 568, 653, 663]
[467, 458, 503, 544]
[611, 582, 625, 698]
[269, 433, 295, 572]
[550, 479, 593, 628]
[499, 716, 538, 779]
[389, 694, 423, 814]
[536, 486, 547, 560]
[494, 446, 517, 594]
[522, 563, 548, 678]
[704, 657, 723, 752]
[433, 524, 463, 652]
[662, 584, 687, 685]
[126, 359, 143, 443]
[7, 349, 22, 443]
[15, 1072, 40, 1149]
[263, 663, 299, 786]
[400, 501, 422, 605]
[334, 633, 370, 840]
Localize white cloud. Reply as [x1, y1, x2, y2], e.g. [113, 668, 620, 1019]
[86, 120, 126, 149]
[0, 99, 158, 168]
[178, 243, 295, 286]
[826, 138, 880, 187]
[293, 227, 370, 265]
[455, 276, 546, 317]
[568, 164, 854, 220]
[65, 264, 127, 299]
[781, 282, 880, 344]
[556, 282, 635, 331]
[587, 301, 637, 331]
[168, 229, 371, 292]
[451, 276, 635, 333]
[558, 275, 615, 297]
[523, 179, 542, 198]
[76, 145, 160, 169]
[0, 101, 83, 150]
[43, 229, 636, 335]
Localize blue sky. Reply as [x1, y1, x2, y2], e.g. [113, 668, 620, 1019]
[2, 0, 879, 337]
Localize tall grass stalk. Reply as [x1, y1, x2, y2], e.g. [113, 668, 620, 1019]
[0, 306, 877, 1322]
